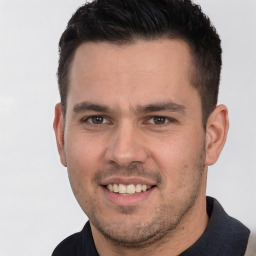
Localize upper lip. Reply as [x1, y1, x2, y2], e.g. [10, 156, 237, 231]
[100, 176, 157, 186]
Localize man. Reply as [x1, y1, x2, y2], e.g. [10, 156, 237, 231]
[52, 0, 252, 255]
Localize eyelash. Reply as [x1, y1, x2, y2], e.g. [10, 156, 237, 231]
[81, 115, 111, 125]
[80, 115, 177, 126]
[146, 116, 176, 125]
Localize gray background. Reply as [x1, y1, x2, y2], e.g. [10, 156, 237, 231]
[0, 0, 255, 255]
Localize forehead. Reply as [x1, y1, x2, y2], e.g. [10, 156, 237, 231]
[67, 39, 199, 111]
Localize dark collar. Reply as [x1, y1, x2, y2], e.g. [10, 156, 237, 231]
[54, 196, 250, 256]
[179, 196, 250, 256]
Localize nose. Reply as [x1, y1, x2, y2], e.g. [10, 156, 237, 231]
[104, 123, 149, 167]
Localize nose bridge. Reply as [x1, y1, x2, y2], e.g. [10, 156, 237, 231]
[105, 120, 148, 166]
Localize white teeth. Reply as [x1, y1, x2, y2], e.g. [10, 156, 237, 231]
[126, 184, 135, 194]
[119, 184, 126, 194]
[106, 183, 153, 194]
[113, 184, 119, 193]
[135, 184, 142, 192]
[107, 184, 114, 192]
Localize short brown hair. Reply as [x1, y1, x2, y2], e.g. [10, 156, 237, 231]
[58, 0, 222, 127]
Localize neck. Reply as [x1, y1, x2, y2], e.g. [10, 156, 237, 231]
[91, 195, 209, 256]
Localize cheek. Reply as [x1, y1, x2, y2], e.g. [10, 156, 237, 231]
[66, 132, 105, 167]
[64, 134, 105, 194]
[150, 133, 205, 187]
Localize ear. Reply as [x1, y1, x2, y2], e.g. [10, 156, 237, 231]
[205, 104, 229, 166]
[53, 103, 67, 167]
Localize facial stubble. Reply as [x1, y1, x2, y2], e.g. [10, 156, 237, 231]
[85, 144, 206, 249]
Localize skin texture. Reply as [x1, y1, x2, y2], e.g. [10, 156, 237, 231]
[54, 39, 229, 256]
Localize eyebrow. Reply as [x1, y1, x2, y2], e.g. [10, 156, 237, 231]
[72, 101, 186, 114]
[73, 102, 111, 113]
[135, 102, 186, 114]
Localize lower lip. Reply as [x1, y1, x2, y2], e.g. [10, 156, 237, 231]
[101, 186, 155, 206]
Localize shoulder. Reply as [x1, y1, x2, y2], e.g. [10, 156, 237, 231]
[52, 232, 81, 256]
[51, 222, 98, 256]
[181, 197, 251, 256]
[207, 197, 250, 255]
[207, 196, 250, 237]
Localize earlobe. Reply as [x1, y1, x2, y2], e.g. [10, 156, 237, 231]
[53, 103, 67, 167]
[205, 105, 229, 166]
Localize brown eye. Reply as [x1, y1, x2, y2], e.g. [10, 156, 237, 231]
[87, 116, 108, 124]
[153, 116, 167, 125]
[92, 116, 103, 124]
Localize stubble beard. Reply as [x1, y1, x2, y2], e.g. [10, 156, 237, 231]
[86, 144, 206, 249]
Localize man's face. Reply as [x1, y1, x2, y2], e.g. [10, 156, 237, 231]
[56, 39, 208, 246]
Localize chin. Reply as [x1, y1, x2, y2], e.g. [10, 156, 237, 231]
[93, 219, 170, 248]
[89, 204, 181, 248]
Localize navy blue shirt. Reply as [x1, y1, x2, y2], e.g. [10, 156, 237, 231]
[52, 197, 250, 256]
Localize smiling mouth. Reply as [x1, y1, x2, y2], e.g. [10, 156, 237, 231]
[105, 184, 155, 195]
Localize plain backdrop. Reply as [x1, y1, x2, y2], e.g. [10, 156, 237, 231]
[0, 0, 255, 255]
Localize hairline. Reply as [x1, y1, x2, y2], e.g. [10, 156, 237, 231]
[60, 36, 208, 128]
